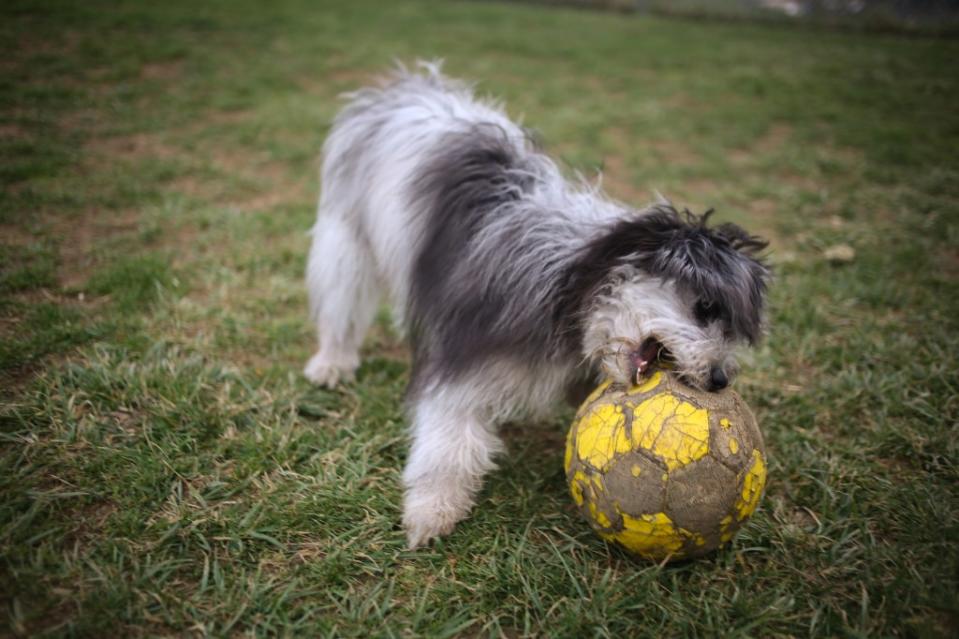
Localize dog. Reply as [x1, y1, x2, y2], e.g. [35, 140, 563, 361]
[304, 62, 769, 548]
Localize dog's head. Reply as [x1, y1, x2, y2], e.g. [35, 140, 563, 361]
[565, 203, 769, 391]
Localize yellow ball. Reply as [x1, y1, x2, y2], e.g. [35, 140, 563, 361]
[565, 371, 767, 561]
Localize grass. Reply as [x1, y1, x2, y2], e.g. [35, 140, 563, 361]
[524, 0, 959, 35]
[1, 0, 957, 636]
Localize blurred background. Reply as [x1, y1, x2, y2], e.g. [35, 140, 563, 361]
[516, 0, 959, 33]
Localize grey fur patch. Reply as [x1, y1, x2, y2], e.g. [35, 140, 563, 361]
[407, 126, 573, 391]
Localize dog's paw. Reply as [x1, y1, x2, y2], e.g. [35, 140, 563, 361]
[303, 352, 358, 387]
[402, 486, 471, 549]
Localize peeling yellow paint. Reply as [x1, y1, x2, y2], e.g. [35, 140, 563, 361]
[632, 394, 710, 470]
[734, 450, 767, 521]
[631, 464, 643, 477]
[600, 511, 684, 558]
[728, 437, 739, 454]
[718, 514, 734, 544]
[720, 418, 731, 430]
[570, 470, 587, 506]
[564, 431, 574, 472]
[574, 404, 630, 470]
[590, 473, 605, 494]
[588, 500, 611, 528]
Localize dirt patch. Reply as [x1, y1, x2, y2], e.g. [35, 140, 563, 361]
[167, 174, 217, 200]
[361, 320, 410, 364]
[14, 30, 82, 59]
[86, 131, 179, 164]
[50, 208, 142, 289]
[658, 91, 698, 112]
[208, 147, 312, 212]
[821, 144, 865, 169]
[755, 123, 793, 154]
[68, 499, 119, 546]
[0, 222, 41, 247]
[291, 539, 330, 564]
[786, 506, 820, 531]
[729, 123, 793, 165]
[83, 121, 309, 252]
[876, 455, 913, 474]
[204, 108, 255, 127]
[669, 177, 722, 212]
[500, 418, 566, 456]
[748, 197, 779, 219]
[581, 75, 628, 102]
[936, 247, 959, 281]
[328, 66, 375, 85]
[299, 67, 376, 95]
[600, 151, 646, 203]
[233, 188, 302, 213]
[139, 60, 183, 82]
[646, 138, 701, 167]
[777, 169, 822, 193]
[5, 597, 78, 638]
[742, 197, 785, 246]
[0, 123, 28, 140]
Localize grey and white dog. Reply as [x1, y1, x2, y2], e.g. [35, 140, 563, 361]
[304, 62, 769, 548]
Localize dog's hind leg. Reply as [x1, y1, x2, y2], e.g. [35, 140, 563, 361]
[304, 215, 379, 387]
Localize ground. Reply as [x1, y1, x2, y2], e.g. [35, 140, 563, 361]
[1, 0, 958, 637]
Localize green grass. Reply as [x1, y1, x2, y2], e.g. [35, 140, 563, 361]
[2, 0, 958, 636]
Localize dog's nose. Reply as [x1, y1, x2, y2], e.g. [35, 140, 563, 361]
[708, 366, 728, 391]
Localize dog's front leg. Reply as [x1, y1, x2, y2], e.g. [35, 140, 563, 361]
[402, 388, 504, 548]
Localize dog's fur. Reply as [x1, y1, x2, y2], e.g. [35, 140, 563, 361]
[304, 62, 769, 548]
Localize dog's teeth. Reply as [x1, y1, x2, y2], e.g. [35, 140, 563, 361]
[635, 363, 650, 385]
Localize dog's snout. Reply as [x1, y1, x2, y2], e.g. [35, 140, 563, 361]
[708, 366, 728, 391]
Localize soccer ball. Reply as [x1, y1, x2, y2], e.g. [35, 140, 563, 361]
[565, 371, 767, 561]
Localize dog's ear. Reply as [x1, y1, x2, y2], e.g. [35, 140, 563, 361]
[555, 204, 686, 326]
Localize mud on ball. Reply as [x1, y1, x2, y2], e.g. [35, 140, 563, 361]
[565, 371, 767, 561]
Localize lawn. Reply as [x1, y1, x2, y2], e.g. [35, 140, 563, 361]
[2, 0, 958, 636]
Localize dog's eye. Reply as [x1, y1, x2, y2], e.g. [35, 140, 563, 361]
[694, 299, 721, 324]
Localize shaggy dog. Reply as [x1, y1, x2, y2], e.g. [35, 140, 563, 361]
[304, 62, 769, 548]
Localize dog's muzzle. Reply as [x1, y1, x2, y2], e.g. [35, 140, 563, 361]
[630, 338, 729, 393]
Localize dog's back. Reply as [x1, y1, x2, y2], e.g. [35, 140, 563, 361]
[317, 62, 526, 310]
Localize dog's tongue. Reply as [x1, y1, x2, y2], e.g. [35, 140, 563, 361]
[631, 338, 663, 383]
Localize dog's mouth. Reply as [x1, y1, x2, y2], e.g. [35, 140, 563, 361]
[628, 337, 674, 384]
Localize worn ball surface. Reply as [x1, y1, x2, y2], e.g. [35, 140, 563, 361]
[564, 371, 767, 561]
